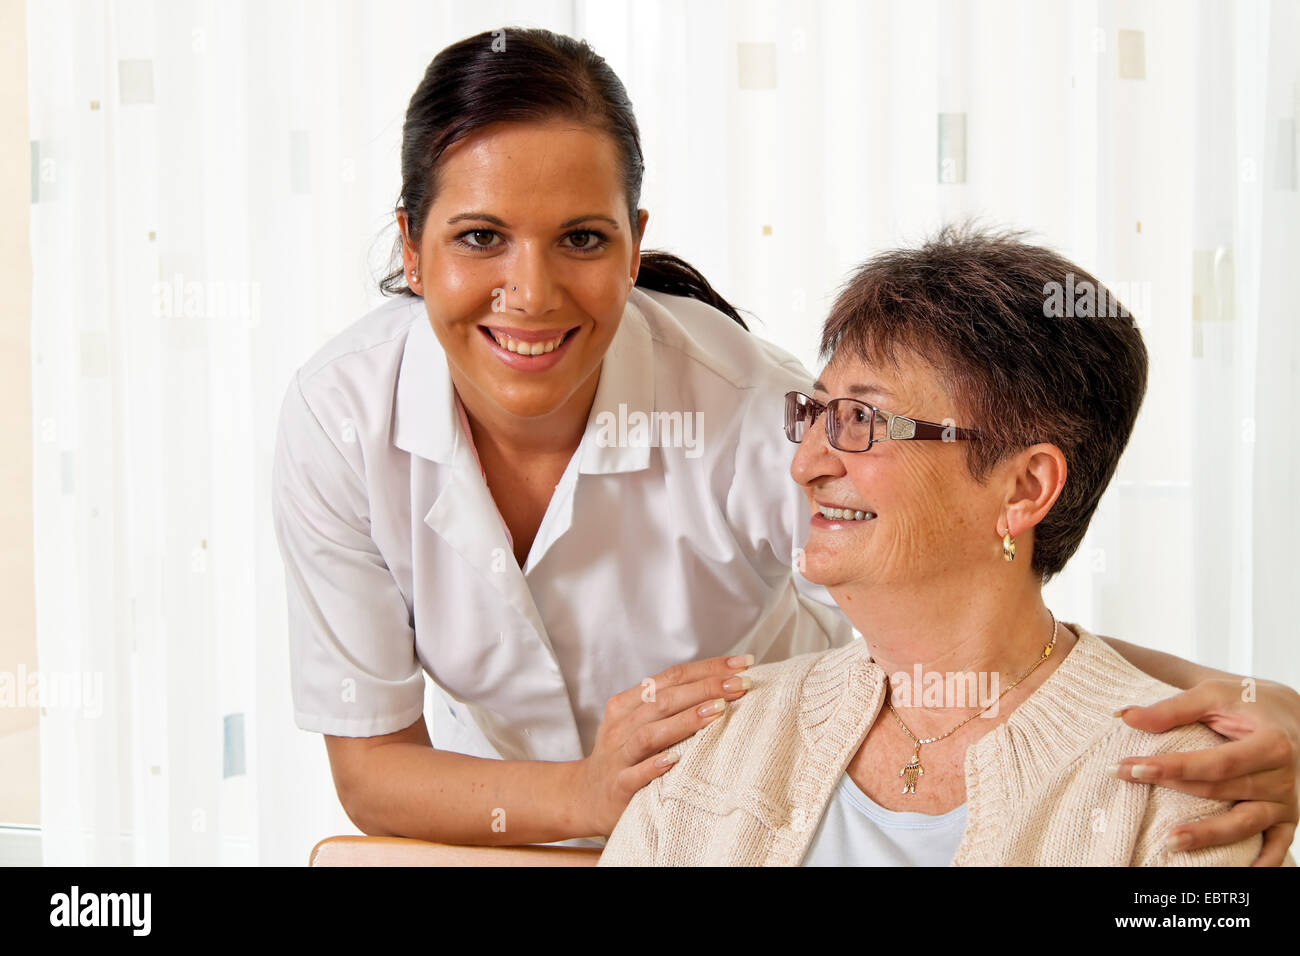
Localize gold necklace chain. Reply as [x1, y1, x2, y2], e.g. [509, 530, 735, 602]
[887, 610, 1059, 795]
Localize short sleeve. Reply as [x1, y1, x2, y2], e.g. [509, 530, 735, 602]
[270, 373, 425, 737]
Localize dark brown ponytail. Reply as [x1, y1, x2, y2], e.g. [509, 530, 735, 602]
[633, 253, 747, 329]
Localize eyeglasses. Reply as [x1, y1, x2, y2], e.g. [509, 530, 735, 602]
[784, 390, 980, 453]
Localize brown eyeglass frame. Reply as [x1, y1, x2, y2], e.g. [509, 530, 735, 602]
[784, 390, 980, 452]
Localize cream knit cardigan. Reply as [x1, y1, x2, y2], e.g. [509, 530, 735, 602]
[599, 625, 1281, 866]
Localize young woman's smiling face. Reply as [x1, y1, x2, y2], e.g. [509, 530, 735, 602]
[400, 119, 648, 425]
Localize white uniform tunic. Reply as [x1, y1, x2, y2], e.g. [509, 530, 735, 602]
[271, 286, 852, 763]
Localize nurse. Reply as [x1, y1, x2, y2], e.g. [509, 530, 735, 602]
[271, 26, 1300, 858]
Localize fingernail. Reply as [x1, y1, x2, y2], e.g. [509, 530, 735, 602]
[722, 676, 752, 693]
[727, 654, 755, 669]
[1166, 831, 1191, 852]
[1129, 763, 1160, 780]
[654, 751, 679, 768]
[1112, 706, 1134, 718]
[699, 698, 725, 717]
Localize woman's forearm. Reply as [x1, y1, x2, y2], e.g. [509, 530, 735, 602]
[343, 743, 592, 845]
[1099, 635, 1234, 690]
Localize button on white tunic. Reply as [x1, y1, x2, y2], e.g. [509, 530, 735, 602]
[272, 287, 852, 763]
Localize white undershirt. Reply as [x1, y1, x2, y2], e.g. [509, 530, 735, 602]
[801, 771, 968, 866]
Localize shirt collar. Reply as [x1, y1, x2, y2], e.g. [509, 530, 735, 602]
[578, 289, 655, 475]
[393, 297, 458, 464]
[393, 291, 656, 474]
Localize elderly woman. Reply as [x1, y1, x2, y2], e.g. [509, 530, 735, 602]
[598, 227, 1292, 866]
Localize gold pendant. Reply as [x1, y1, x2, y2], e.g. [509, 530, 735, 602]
[900, 747, 924, 795]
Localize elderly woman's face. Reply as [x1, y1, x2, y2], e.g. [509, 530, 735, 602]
[790, 348, 995, 592]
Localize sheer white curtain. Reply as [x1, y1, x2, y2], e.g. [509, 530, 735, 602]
[27, 0, 1299, 865]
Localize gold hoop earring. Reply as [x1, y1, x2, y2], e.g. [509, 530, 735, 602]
[1001, 526, 1016, 563]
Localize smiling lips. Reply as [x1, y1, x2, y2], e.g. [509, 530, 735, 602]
[479, 324, 580, 365]
[816, 503, 876, 522]
[484, 326, 574, 355]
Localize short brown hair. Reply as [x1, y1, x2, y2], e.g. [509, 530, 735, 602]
[820, 224, 1149, 581]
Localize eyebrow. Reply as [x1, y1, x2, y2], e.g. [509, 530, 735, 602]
[812, 380, 895, 400]
[445, 211, 621, 230]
